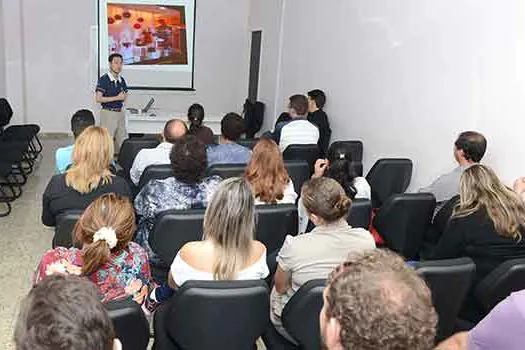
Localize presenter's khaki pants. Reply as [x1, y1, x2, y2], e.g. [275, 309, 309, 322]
[100, 109, 126, 154]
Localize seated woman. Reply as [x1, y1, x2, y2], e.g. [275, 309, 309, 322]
[271, 177, 376, 343]
[244, 138, 297, 205]
[298, 142, 371, 232]
[429, 164, 525, 321]
[187, 103, 214, 145]
[42, 126, 132, 227]
[143, 177, 269, 312]
[35, 193, 151, 304]
[134, 135, 222, 262]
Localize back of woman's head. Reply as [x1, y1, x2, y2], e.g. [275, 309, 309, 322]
[326, 144, 358, 199]
[170, 135, 208, 184]
[245, 138, 290, 203]
[66, 126, 113, 194]
[302, 177, 352, 223]
[188, 103, 205, 129]
[74, 193, 136, 276]
[203, 177, 256, 280]
[455, 164, 525, 240]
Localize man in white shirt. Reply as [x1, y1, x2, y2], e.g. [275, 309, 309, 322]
[267, 94, 320, 152]
[129, 119, 187, 185]
[419, 131, 486, 209]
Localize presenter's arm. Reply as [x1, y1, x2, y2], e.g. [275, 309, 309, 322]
[95, 91, 126, 104]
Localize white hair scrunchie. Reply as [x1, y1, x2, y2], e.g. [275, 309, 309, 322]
[93, 227, 118, 249]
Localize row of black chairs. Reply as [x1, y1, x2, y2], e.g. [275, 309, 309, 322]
[108, 256, 525, 350]
[0, 98, 42, 216]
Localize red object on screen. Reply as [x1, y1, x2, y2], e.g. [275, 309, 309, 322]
[137, 17, 144, 23]
[123, 11, 131, 18]
[133, 23, 141, 30]
[114, 14, 122, 21]
[108, 17, 115, 24]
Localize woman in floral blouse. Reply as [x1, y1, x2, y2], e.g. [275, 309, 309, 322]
[35, 193, 151, 304]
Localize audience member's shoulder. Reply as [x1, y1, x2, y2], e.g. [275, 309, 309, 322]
[47, 173, 67, 187]
[127, 241, 147, 255]
[204, 175, 223, 185]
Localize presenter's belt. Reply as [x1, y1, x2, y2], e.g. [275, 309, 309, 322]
[103, 107, 122, 112]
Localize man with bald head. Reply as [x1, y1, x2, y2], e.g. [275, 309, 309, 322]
[130, 119, 187, 185]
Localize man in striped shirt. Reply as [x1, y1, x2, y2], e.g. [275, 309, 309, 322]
[268, 94, 320, 152]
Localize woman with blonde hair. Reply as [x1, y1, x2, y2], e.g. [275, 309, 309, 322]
[244, 138, 297, 204]
[430, 164, 525, 320]
[42, 126, 132, 226]
[143, 177, 269, 312]
[35, 193, 151, 304]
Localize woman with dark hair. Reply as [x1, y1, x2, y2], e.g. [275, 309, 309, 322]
[35, 194, 151, 305]
[187, 103, 214, 145]
[134, 135, 222, 262]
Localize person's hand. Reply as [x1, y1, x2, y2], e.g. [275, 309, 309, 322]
[116, 92, 127, 101]
[313, 159, 329, 178]
[514, 177, 525, 196]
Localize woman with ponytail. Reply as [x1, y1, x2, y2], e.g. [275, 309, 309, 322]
[186, 103, 214, 145]
[35, 194, 151, 304]
[270, 177, 376, 343]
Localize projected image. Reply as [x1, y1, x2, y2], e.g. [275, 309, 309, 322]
[107, 4, 188, 65]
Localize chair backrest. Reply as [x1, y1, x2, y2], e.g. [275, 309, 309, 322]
[52, 210, 83, 248]
[283, 160, 310, 196]
[283, 144, 319, 174]
[138, 164, 173, 190]
[166, 280, 270, 349]
[365, 158, 413, 208]
[327, 140, 364, 176]
[105, 299, 150, 350]
[207, 163, 246, 179]
[282, 279, 326, 350]
[414, 257, 476, 341]
[256, 204, 298, 253]
[237, 138, 259, 150]
[347, 199, 372, 229]
[425, 195, 460, 245]
[373, 193, 436, 260]
[117, 138, 160, 176]
[0, 98, 13, 127]
[149, 208, 206, 265]
[474, 258, 525, 312]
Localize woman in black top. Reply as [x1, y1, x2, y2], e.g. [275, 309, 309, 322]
[429, 164, 525, 320]
[307, 89, 331, 157]
[42, 126, 132, 226]
[187, 103, 214, 145]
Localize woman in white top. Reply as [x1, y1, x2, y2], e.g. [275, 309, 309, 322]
[144, 177, 269, 312]
[298, 143, 371, 233]
[244, 138, 297, 205]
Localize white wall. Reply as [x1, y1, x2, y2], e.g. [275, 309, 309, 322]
[2, 0, 251, 133]
[0, 0, 5, 97]
[254, 0, 525, 189]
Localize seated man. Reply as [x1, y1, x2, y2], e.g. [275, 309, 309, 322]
[134, 135, 222, 263]
[267, 94, 320, 152]
[129, 119, 187, 185]
[55, 109, 95, 173]
[14, 274, 122, 350]
[320, 249, 437, 350]
[419, 131, 486, 209]
[207, 112, 252, 167]
[307, 89, 331, 157]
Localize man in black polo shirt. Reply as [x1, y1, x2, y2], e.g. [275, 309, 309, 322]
[96, 53, 128, 153]
[307, 89, 331, 157]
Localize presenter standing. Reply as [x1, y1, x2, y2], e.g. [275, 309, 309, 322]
[95, 53, 128, 154]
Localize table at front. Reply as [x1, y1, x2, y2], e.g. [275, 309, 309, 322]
[125, 110, 222, 135]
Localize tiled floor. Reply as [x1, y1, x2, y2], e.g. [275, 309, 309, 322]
[0, 136, 267, 349]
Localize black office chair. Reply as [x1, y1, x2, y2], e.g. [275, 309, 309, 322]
[52, 210, 83, 248]
[106, 299, 150, 350]
[256, 204, 298, 254]
[328, 140, 363, 176]
[149, 209, 206, 267]
[284, 160, 310, 196]
[138, 164, 173, 190]
[347, 199, 372, 229]
[283, 144, 319, 174]
[424, 195, 460, 246]
[414, 258, 476, 341]
[373, 193, 435, 260]
[206, 163, 246, 179]
[0, 98, 42, 158]
[237, 138, 259, 149]
[474, 258, 525, 313]
[117, 138, 159, 177]
[154, 280, 270, 350]
[366, 158, 413, 208]
[263, 279, 326, 350]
